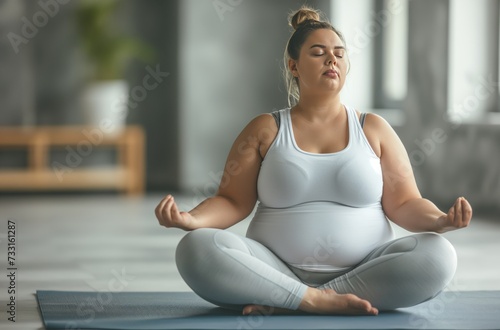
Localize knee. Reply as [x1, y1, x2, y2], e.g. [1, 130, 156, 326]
[379, 233, 458, 309]
[416, 233, 457, 286]
[175, 228, 219, 284]
[175, 228, 249, 308]
[176, 228, 216, 256]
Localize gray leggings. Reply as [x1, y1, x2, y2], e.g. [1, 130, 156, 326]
[176, 228, 457, 311]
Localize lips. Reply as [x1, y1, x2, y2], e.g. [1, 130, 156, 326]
[323, 69, 339, 78]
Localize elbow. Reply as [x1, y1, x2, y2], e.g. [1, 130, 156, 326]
[217, 193, 256, 222]
[381, 202, 399, 223]
[382, 197, 421, 225]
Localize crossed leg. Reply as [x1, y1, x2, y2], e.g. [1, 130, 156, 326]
[175, 229, 456, 315]
[317, 232, 457, 310]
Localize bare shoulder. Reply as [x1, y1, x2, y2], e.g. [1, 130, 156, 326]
[247, 113, 278, 130]
[243, 113, 278, 141]
[357, 112, 397, 157]
[362, 112, 394, 133]
[361, 113, 410, 166]
[229, 113, 279, 160]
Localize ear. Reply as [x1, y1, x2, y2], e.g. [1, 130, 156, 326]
[288, 59, 299, 77]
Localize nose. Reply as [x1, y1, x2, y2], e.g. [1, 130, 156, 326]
[326, 53, 337, 66]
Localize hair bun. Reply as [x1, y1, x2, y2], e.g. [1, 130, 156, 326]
[289, 6, 321, 30]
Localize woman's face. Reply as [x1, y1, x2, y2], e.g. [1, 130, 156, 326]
[289, 29, 348, 97]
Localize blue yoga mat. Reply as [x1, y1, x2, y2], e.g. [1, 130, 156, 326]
[36, 290, 500, 330]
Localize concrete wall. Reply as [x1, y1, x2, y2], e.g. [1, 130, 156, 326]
[178, 0, 331, 196]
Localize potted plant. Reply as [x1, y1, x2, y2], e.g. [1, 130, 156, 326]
[76, 0, 153, 132]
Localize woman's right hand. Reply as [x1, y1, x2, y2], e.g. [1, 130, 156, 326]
[155, 195, 196, 231]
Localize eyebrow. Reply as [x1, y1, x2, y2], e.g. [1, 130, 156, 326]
[309, 44, 345, 50]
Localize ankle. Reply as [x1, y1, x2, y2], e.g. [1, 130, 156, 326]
[299, 287, 321, 311]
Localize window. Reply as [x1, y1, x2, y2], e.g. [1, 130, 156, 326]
[447, 0, 500, 124]
[373, 0, 408, 110]
[332, 0, 500, 125]
[331, 0, 408, 125]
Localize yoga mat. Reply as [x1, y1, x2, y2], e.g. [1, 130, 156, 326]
[36, 290, 500, 330]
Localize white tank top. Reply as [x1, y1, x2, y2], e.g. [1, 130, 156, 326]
[246, 105, 394, 273]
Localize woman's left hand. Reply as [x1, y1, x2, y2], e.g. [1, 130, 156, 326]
[436, 197, 473, 233]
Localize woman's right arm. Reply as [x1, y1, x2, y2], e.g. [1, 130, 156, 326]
[155, 114, 277, 231]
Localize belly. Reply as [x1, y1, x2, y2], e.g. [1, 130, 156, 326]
[246, 202, 394, 272]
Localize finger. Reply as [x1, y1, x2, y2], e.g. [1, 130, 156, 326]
[447, 204, 455, 223]
[170, 198, 182, 222]
[154, 196, 163, 218]
[164, 196, 175, 217]
[159, 195, 172, 212]
[160, 197, 176, 226]
[158, 195, 173, 219]
[155, 195, 170, 221]
[155, 195, 171, 212]
[453, 197, 462, 225]
[461, 198, 473, 226]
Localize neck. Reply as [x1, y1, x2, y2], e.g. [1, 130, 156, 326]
[293, 93, 343, 121]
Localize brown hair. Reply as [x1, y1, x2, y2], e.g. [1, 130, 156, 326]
[284, 6, 347, 106]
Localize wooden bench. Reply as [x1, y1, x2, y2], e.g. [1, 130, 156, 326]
[0, 126, 145, 195]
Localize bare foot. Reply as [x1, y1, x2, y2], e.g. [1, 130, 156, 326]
[242, 288, 378, 316]
[300, 288, 378, 315]
[242, 305, 295, 316]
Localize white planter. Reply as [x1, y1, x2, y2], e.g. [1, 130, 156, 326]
[81, 80, 129, 133]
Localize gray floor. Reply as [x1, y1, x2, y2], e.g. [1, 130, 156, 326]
[0, 194, 499, 329]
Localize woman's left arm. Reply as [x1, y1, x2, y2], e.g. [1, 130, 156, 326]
[363, 114, 473, 233]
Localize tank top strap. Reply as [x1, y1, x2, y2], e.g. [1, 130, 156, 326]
[271, 110, 281, 129]
[281, 108, 294, 148]
[345, 105, 378, 157]
[344, 105, 362, 142]
[264, 108, 290, 149]
[359, 112, 367, 128]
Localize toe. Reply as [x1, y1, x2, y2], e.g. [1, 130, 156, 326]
[346, 294, 378, 315]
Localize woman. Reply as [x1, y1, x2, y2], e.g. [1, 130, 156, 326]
[155, 6, 472, 316]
